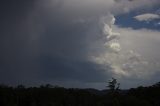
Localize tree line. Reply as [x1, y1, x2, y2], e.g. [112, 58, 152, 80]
[0, 78, 160, 106]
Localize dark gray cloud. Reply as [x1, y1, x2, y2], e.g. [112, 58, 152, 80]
[0, 0, 109, 88]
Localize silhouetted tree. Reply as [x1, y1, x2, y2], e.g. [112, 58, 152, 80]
[107, 78, 120, 92]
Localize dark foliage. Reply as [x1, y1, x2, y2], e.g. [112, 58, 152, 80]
[0, 82, 160, 106]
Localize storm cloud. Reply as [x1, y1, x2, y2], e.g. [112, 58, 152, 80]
[0, 0, 160, 89]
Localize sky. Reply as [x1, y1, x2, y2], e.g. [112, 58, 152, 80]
[0, 0, 160, 89]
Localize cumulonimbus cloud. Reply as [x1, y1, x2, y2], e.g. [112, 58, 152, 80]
[1, 0, 160, 89]
[93, 23, 160, 80]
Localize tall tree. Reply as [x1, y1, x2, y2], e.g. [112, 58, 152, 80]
[107, 78, 120, 92]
